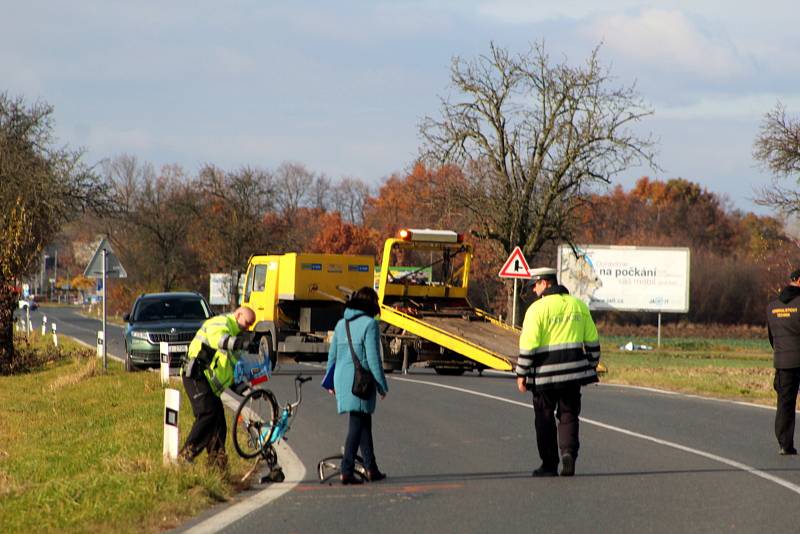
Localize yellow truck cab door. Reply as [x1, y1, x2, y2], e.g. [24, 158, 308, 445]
[243, 257, 278, 324]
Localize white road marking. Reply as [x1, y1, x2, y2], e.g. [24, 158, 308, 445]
[184, 439, 306, 534]
[393, 376, 800, 496]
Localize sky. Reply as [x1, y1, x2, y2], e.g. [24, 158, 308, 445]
[3, 0, 799, 216]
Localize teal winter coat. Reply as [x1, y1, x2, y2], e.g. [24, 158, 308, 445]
[325, 308, 389, 414]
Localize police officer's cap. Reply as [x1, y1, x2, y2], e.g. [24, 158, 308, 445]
[529, 267, 557, 281]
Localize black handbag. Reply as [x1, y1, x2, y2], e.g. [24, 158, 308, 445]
[345, 319, 375, 400]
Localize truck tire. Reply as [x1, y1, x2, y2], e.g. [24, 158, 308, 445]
[434, 367, 465, 376]
[259, 333, 278, 372]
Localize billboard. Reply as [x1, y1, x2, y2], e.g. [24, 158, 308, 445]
[557, 245, 690, 313]
[209, 273, 232, 306]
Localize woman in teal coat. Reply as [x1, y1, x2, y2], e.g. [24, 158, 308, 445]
[325, 287, 389, 484]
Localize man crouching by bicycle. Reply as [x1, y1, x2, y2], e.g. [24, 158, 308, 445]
[180, 306, 257, 469]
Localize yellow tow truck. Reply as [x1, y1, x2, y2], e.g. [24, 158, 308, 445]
[241, 253, 374, 369]
[377, 229, 520, 375]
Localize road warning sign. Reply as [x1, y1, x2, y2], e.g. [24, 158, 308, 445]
[498, 247, 532, 279]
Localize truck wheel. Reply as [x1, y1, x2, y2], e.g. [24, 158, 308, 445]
[434, 367, 465, 376]
[259, 333, 278, 372]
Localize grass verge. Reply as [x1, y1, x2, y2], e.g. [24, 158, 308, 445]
[0, 334, 257, 534]
[601, 335, 777, 404]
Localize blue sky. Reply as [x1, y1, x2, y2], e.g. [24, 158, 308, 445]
[4, 1, 799, 215]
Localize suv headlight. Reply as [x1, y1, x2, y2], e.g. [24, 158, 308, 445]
[131, 331, 150, 340]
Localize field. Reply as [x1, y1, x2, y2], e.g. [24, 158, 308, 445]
[599, 322, 776, 403]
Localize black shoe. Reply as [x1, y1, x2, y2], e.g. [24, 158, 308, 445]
[341, 474, 364, 485]
[532, 465, 558, 477]
[366, 470, 387, 482]
[780, 447, 798, 456]
[560, 453, 575, 477]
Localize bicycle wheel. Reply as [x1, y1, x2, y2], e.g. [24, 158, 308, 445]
[232, 388, 278, 459]
[317, 454, 368, 483]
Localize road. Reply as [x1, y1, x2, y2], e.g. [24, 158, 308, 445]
[29, 306, 800, 532]
[19, 304, 127, 361]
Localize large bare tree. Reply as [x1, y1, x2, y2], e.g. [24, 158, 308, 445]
[0, 94, 108, 371]
[420, 43, 657, 321]
[754, 103, 800, 214]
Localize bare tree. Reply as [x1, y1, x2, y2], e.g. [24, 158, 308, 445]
[754, 103, 800, 215]
[331, 177, 371, 224]
[419, 43, 657, 321]
[309, 174, 332, 211]
[273, 161, 315, 215]
[0, 94, 109, 371]
[420, 43, 656, 256]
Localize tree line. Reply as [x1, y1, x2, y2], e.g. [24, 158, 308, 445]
[3, 41, 800, 372]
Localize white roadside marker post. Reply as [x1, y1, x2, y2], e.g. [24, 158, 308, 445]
[96, 330, 104, 358]
[52, 322, 58, 347]
[41, 315, 47, 336]
[163, 388, 180, 464]
[160, 342, 170, 386]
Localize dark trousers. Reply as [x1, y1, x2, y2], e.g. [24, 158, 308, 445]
[532, 384, 582, 469]
[774, 368, 800, 449]
[342, 412, 378, 476]
[182, 374, 227, 458]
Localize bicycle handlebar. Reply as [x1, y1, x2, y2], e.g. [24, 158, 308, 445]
[296, 375, 312, 385]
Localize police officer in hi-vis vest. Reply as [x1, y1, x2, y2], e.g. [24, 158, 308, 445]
[180, 306, 256, 468]
[515, 267, 601, 477]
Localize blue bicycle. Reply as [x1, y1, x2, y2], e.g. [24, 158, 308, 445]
[232, 374, 312, 482]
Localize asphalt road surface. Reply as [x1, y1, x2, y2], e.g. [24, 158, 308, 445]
[18, 304, 127, 361]
[30, 307, 800, 532]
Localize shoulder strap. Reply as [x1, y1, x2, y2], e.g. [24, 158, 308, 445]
[344, 319, 364, 371]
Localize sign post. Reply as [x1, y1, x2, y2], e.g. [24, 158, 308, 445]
[84, 238, 127, 371]
[498, 246, 532, 326]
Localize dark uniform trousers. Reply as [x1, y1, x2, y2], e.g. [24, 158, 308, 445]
[532, 383, 582, 469]
[342, 412, 378, 477]
[774, 368, 800, 449]
[182, 373, 226, 459]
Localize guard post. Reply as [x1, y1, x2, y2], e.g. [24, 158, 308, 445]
[52, 322, 58, 347]
[160, 342, 170, 386]
[163, 388, 180, 464]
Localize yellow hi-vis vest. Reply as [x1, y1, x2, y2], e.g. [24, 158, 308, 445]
[186, 313, 241, 396]
[516, 288, 600, 391]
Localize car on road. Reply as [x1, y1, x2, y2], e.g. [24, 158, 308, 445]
[122, 292, 211, 372]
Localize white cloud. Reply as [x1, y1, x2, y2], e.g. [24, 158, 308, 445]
[655, 93, 800, 121]
[583, 9, 746, 80]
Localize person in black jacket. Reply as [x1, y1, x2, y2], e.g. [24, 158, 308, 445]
[766, 269, 800, 455]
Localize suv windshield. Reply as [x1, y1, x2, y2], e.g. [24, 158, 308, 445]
[133, 297, 210, 321]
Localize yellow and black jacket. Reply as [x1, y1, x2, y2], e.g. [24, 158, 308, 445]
[516, 285, 600, 391]
[185, 313, 244, 396]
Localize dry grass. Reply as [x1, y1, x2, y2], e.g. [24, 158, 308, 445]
[48, 357, 100, 391]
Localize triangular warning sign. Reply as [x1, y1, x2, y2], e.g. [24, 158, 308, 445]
[498, 246, 532, 279]
[84, 238, 128, 278]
